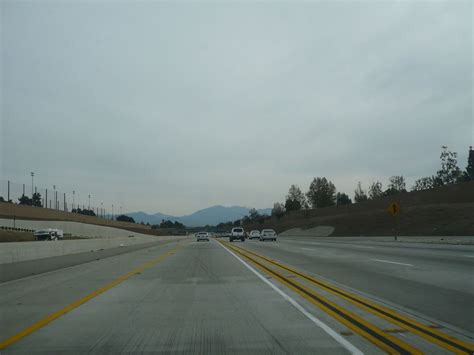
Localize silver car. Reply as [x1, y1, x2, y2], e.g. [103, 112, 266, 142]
[259, 229, 277, 242]
[196, 231, 210, 242]
[248, 230, 261, 240]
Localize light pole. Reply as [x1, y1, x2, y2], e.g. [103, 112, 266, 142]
[101, 202, 103, 218]
[112, 204, 114, 220]
[53, 185, 57, 210]
[30, 172, 34, 198]
[72, 190, 75, 210]
[88, 195, 91, 210]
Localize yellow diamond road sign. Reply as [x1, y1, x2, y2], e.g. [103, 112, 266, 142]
[388, 202, 400, 216]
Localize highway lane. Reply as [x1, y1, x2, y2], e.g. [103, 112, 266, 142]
[239, 236, 474, 334]
[0, 238, 361, 354]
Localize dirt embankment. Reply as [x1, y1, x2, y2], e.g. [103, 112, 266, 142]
[0, 203, 179, 237]
[244, 181, 474, 236]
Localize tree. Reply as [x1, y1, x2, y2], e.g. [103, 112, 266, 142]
[272, 202, 286, 218]
[18, 194, 33, 206]
[174, 221, 185, 229]
[284, 198, 301, 212]
[354, 182, 368, 203]
[32, 192, 42, 207]
[368, 181, 383, 200]
[384, 176, 406, 195]
[285, 184, 307, 211]
[158, 219, 185, 228]
[116, 214, 135, 223]
[411, 177, 435, 191]
[306, 177, 336, 208]
[248, 208, 260, 221]
[72, 208, 96, 216]
[461, 146, 474, 181]
[336, 192, 352, 205]
[436, 146, 462, 185]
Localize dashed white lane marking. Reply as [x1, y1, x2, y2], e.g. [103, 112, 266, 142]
[218, 241, 363, 355]
[371, 259, 414, 267]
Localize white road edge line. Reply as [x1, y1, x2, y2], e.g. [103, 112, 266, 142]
[218, 242, 364, 355]
[371, 259, 413, 267]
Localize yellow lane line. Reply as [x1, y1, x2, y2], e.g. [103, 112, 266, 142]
[229, 242, 474, 354]
[0, 242, 184, 350]
[222, 241, 421, 355]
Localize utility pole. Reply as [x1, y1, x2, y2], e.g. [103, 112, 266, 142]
[53, 185, 56, 209]
[30, 172, 34, 198]
[88, 195, 91, 210]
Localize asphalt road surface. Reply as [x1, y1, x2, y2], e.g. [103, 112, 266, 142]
[1, 236, 473, 354]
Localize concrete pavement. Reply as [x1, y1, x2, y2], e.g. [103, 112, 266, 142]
[0, 238, 357, 354]
[1, 236, 472, 353]
[242, 236, 474, 334]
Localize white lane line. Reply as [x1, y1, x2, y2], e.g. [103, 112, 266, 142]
[353, 246, 375, 249]
[300, 247, 316, 251]
[218, 242, 363, 355]
[463, 255, 474, 258]
[371, 259, 413, 267]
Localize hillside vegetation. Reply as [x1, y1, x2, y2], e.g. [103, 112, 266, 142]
[243, 181, 474, 236]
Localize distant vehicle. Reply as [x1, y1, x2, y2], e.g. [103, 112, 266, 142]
[248, 230, 261, 240]
[260, 229, 277, 242]
[34, 229, 63, 241]
[195, 231, 210, 242]
[230, 227, 245, 242]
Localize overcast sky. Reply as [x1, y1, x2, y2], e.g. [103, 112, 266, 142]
[1, 1, 472, 215]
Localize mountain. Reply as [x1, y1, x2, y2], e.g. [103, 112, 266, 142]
[125, 211, 177, 225]
[126, 205, 272, 227]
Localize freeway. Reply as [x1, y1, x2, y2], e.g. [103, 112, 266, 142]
[0, 236, 473, 354]
[247, 236, 474, 334]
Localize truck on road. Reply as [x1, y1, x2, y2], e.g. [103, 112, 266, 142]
[229, 227, 245, 242]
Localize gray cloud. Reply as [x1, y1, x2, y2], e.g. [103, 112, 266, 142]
[1, 1, 472, 215]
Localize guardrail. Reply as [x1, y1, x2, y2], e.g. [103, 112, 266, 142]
[0, 226, 34, 233]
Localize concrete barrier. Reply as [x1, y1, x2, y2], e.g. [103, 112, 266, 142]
[0, 218, 153, 239]
[0, 235, 186, 264]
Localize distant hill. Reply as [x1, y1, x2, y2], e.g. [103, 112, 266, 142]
[126, 205, 272, 227]
[125, 211, 177, 225]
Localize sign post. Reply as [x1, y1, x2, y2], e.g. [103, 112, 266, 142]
[387, 202, 400, 240]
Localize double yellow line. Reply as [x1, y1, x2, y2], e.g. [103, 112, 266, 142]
[0, 242, 183, 351]
[221, 241, 474, 355]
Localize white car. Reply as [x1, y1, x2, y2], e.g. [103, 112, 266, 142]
[260, 229, 277, 242]
[196, 231, 210, 242]
[230, 227, 245, 242]
[248, 230, 261, 240]
[34, 229, 63, 241]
